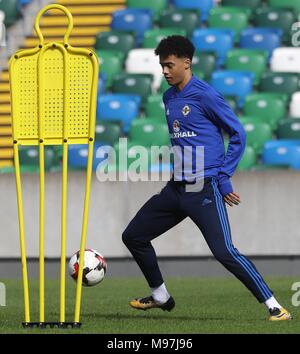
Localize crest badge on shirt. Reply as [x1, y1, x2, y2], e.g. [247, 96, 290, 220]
[166, 108, 170, 116]
[182, 105, 191, 117]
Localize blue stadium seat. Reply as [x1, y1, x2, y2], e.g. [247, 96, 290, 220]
[111, 9, 153, 46]
[98, 73, 106, 94]
[262, 140, 300, 169]
[210, 71, 254, 108]
[150, 163, 173, 173]
[19, 0, 31, 5]
[96, 94, 141, 133]
[239, 28, 282, 60]
[68, 143, 111, 171]
[172, 0, 215, 22]
[192, 29, 235, 66]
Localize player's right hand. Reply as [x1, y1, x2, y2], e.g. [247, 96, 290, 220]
[224, 192, 241, 207]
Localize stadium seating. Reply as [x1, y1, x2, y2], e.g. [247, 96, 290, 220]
[224, 96, 238, 112]
[259, 72, 300, 97]
[111, 73, 153, 104]
[159, 78, 170, 93]
[68, 143, 110, 171]
[210, 71, 254, 108]
[239, 117, 273, 154]
[111, 9, 153, 46]
[267, 0, 300, 14]
[95, 121, 122, 146]
[254, 7, 296, 44]
[270, 47, 300, 72]
[19, 0, 31, 5]
[143, 28, 187, 48]
[158, 9, 199, 36]
[96, 94, 141, 133]
[277, 118, 300, 139]
[145, 95, 166, 121]
[129, 118, 170, 147]
[225, 49, 268, 85]
[192, 51, 216, 81]
[18, 146, 57, 171]
[262, 140, 300, 169]
[222, 0, 261, 9]
[149, 162, 173, 174]
[125, 49, 162, 90]
[192, 70, 205, 81]
[112, 140, 153, 172]
[95, 31, 136, 55]
[239, 28, 282, 60]
[289, 92, 300, 117]
[244, 93, 287, 130]
[98, 74, 106, 94]
[172, 0, 215, 22]
[96, 50, 124, 88]
[237, 145, 257, 170]
[0, 10, 5, 45]
[0, 0, 20, 26]
[192, 29, 235, 66]
[222, 0, 261, 20]
[208, 6, 251, 43]
[2, 0, 300, 172]
[127, 0, 168, 21]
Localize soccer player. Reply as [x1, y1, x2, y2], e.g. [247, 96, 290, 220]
[122, 36, 291, 321]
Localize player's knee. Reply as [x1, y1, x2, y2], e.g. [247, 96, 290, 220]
[122, 229, 129, 245]
[213, 249, 232, 264]
[122, 226, 143, 248]
[122, 227, 134, 246]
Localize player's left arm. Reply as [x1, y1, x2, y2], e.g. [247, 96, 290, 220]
[202, 89, 246, 206]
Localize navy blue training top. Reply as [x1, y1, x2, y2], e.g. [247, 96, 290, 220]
[163, 75, 246, 196]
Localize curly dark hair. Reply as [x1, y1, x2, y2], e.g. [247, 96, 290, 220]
[154, 35, 195, 60]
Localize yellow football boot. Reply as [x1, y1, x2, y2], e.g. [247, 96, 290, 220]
[129, 296, 175, 311]
[269, 307, 292, 321]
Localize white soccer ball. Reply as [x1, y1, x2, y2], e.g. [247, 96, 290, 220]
[68, 249, 107, 287]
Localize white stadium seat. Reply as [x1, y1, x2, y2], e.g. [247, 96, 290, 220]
[0, 10, 5, 47]
[0, 11, 4, 24]
[270, 47, 300, 72]
[289, 92, 300, 118]
[125, 48, 163, 90]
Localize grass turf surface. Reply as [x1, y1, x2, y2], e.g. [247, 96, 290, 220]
[0, 277, 299, 334]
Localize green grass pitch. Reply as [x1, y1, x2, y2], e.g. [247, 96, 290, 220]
[0, 277, 299, 334]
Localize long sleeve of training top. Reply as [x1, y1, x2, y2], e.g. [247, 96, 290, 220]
[201, 87, 247, 196]
[163, 75, 246, 196]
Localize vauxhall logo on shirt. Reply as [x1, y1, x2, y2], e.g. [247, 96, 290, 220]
[173, 120, 180, 132]
[171, 119, 197, 139]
